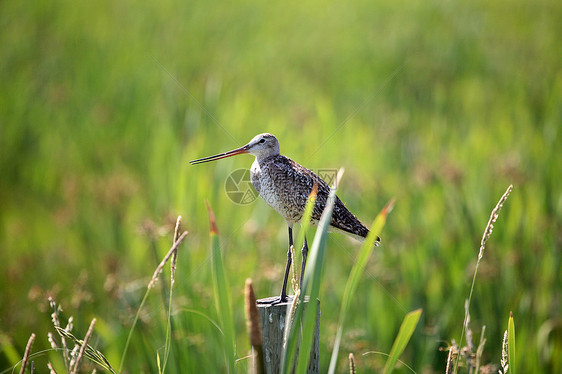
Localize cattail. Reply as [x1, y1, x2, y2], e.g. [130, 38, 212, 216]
[245, 279, 264, 374]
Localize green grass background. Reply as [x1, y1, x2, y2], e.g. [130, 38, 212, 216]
[1, 0, 560, 372]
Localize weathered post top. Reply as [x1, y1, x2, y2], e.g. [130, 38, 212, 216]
[257, 297, 320, 374]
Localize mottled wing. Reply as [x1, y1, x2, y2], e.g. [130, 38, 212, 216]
[282, 157, 372, 240]
[311, 182, 370, 239]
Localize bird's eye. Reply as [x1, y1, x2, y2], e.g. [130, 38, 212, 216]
[259, 139, 266, 144]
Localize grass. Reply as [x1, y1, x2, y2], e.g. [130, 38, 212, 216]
[508, 312, 516, 374]
[207, 203, 236, 373]
[383, 309, 422, 374]
[453, 184, 513, 373]
[1, 0, 561, 372]
[329, 197, 393, 372]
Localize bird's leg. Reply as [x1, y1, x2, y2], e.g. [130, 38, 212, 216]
[278, 226, 294, 303]
[257, 225, 293, 305]
[299, 236, 308, 288]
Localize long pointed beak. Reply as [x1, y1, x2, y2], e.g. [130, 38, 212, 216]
[190, 145, 250, 165]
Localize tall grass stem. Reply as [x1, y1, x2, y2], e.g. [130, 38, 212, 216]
[454, 184, 513, 372]
[71, 318, 96, 374]
[19, 333, 35, 374]
[118, 228, 188, 374]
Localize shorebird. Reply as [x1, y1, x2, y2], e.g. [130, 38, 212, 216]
[190, 133, 380, 303]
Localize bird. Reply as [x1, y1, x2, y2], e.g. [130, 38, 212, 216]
[190, 133, 380, 304]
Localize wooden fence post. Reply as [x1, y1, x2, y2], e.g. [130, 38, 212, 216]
[257, 296, 320, 374]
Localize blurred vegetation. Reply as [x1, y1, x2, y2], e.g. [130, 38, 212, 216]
[1, 0, 560, 372]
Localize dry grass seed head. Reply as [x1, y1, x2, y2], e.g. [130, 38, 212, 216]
[348, 353, 356, 374]
[19, 333, 36, 374]
[478, 185, 513, 260]
[170, 216, 182, 286]
[499, 330, 509, 374]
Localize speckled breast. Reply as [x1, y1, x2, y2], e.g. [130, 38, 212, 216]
[250, 158, 311, 224]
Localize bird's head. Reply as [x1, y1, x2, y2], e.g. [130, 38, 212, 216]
[245, 133, 280, 160]
[190, 133, 280, 165]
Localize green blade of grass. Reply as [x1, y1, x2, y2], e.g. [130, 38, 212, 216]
[282, 174, 339, 374]
[296, 183, 318, 287]
[118, 230, 187, 374]
[156, 351, 162, 374]
[297, 183, 318, 248]
[294, 191, 335, 373]
[508, 312, 516, 374]
[180, 309, 224, 336]
[382, 308, 422, 374]
[0, 333, 21, 367]
[328, 199, 394, 374]
[207, 202, 236, 373]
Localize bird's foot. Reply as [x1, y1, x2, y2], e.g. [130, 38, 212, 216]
[256, 295, 292, 306]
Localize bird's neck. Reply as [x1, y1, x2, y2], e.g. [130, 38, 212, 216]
[255, 153, 281, 164]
